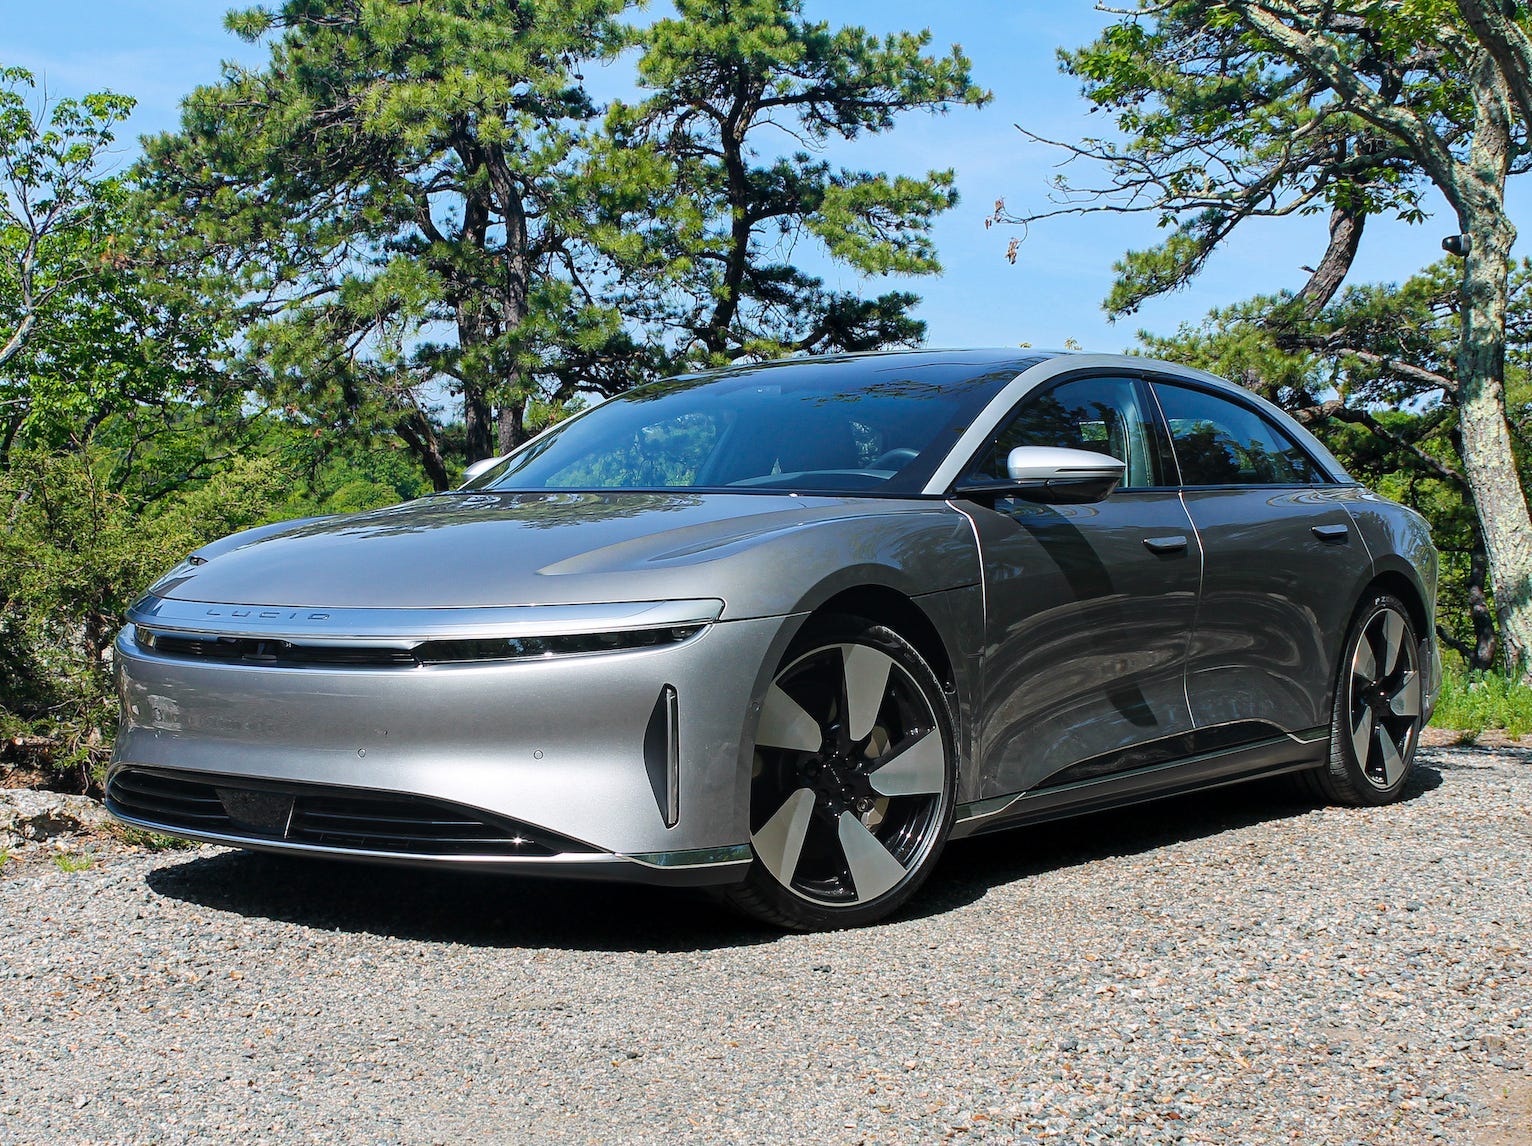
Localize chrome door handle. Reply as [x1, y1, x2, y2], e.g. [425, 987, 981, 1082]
[1312, 524, 1349, 543]
[1143, 534, 1188, 554]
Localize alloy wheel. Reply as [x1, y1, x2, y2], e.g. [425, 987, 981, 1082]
[1347, 605, 1422, 790]
[750, 639, 950, 907]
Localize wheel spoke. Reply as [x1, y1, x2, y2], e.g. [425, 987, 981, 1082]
[869, 728, 945, 797]
[1379, 610, 1406, 677]
[1351, 706, 1374, 767]
[757, 683, 823, 753]
[842, 645, 894, 742]
[1352, 631, 1377, 685]
[837, 812, 907, 902]
[1389, 670, 1422, 718]
[1375, 724, 1407, 786]
[752, 787, 816, 887]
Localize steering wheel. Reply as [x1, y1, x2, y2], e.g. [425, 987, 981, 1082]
[870, 447, 919, 471]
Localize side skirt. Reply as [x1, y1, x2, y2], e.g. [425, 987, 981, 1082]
[949, 729, 1328, 840]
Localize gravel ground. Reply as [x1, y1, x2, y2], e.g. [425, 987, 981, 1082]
[1, 746, 1528, 1145]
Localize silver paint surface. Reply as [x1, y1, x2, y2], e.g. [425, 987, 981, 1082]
[108, 350, 1442, 880]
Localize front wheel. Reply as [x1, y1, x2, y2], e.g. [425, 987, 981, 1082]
[721, 614, 957, 931]
[1307, 593, 1424, 806]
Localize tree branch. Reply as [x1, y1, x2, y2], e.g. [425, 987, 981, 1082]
[1456, 0, 1532, 132]
[1292, 397, 1466, 486]
[1229, 1, 1466, 207]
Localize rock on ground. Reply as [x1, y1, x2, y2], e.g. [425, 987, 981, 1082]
[0, 789, 112, 848]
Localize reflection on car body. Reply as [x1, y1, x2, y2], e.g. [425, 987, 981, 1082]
[108, 351, 1439, 930]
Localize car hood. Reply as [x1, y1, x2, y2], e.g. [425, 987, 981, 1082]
[147, 491, 949, 612]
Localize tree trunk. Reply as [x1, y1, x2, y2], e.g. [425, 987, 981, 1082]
[1466, 531, 1499, 670]
[463, 380, 496, 464]
[395, 411, 451, 492]
[1295, 202, 1365, 320]
[1445, 56, 1532, 678]
[1454, 210, 1532, 675]
[496, 394, 528, 455]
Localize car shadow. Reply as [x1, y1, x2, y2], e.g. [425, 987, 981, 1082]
[909, 762, 1444, 923]
[144, 850, 783, 953]
[145, 764, 1444, 952]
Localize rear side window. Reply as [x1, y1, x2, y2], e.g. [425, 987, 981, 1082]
[1152, 382, 1326, 486]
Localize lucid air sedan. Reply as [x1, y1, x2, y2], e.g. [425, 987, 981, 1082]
[108, 350, 1439, 930]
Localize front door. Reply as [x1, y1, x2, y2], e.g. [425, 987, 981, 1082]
[956, 374, 1202, 798]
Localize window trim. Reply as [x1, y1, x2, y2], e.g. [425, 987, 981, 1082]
[949, 369, 1175, 494]
[1142, 371, 1338, 491]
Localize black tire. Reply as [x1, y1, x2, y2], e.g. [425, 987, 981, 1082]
[1303, 592, 1424, 806]
[720, 612, 957, 931]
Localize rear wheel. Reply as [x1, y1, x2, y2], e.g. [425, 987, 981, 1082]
[722, 614, 956, 930]
[1307, 593, 1424, 805]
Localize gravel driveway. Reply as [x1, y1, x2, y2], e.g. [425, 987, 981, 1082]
[1, 746, 1528, 1145]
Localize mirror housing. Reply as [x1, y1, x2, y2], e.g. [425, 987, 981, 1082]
[957, 446, 1126, 504]
[460, 454, 506, 487]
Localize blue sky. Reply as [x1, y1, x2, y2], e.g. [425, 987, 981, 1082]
[5, 1, 1496, 353]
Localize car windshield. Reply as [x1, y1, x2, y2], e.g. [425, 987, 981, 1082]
[462, 357, 1034, 496]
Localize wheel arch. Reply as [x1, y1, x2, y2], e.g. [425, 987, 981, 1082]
[738, 573, 980, 818]
[805, 584, 957, 692]
[1363, 565, 1431, 646]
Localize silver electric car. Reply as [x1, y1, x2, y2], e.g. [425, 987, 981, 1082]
[108, 351, 1439, 929]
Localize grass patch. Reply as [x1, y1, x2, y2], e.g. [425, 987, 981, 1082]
[1431, 665, 1532, 736]
[105, 823, 197, 851]
[51, 852, 93, 873]
[0, 849, 11, 872]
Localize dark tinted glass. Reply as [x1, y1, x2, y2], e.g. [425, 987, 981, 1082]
[466, 361, 1029, 495]
[969, 376, 1162, 489]
[1153, 383, 1325, 486]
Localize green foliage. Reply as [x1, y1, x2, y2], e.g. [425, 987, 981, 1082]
[107, 824, 197, 851]
[1432, 663, 1532, 735]
[0, 445, 293, 784]
[0, 67, 179, 457]
[51, 852, 92, 873]
[598, 0, 988, 364]
[141, 0, 988, 483]
[1037, 1, 1448, 316]
[141, 0, 638, 476]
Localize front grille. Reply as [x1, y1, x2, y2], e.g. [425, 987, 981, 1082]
[143, 633, 417, 667]
[107, 767, 595, 858]
[134, 625, 702, 668]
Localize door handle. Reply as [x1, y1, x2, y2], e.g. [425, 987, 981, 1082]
[1143, 534, 1188, 554]
[1312, 524, 1349, 543]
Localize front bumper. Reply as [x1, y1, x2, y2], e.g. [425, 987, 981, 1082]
[110, 598, 791, 885]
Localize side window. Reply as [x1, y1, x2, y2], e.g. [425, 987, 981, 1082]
[968, 376, 1163, 490]
[1152, 383, 1325, 486]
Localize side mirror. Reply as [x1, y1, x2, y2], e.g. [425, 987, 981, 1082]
[1003, 446, 1125, 503]
[460, 455, 506, 487]
[954, 445, 1126, 504]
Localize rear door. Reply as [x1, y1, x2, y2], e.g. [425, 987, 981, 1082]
[1150, 378, 1365, 738]
[958, 373, 1202, 797]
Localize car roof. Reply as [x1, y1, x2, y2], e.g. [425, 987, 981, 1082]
[672, 348, 1059, 385]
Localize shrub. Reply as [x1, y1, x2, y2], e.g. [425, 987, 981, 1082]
[0, 448, 290, 788]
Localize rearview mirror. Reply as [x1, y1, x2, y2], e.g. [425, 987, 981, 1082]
[954, 445, 1126, 504]
[1003, 446, 1125, 503]
[460, 455, 507, 487]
